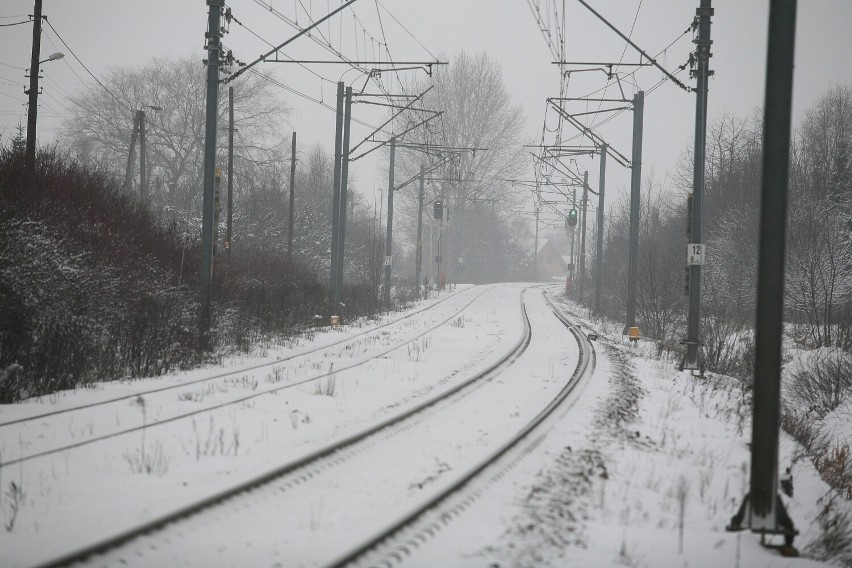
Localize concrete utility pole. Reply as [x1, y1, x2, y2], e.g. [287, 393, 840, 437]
[25, 0, 43, 174]
[383, 138, 396, 308]
[415, 164, 425, 296]
[335, 86, 353, 310]
[437, 182, 445, 289]
[329, 82, 344, 314]
[595, 143, 607, 314]
[226, 86, 234, 254]
[139, 110, 148, 202]
[287, 132, 296, 261]
[728, 0, 799, 547]
[682, 0, 714, 371]
[579, 170, 589, 302]
[199, 0, 224, 341]
[122, 112, 141, 192]
[625, 90, 644, 332]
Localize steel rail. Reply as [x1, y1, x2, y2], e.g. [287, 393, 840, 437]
[323, 287, 595, 567]
[0, 287, 492, 468]
[0, 287, 472, 429]
[30, 286, 533, 568]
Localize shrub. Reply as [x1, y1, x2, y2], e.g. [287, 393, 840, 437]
[787, 349, 852, 419]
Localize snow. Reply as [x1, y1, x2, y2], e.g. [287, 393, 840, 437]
[0, 284, 843, 567]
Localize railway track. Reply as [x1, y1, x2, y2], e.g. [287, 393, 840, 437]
[0, 286, 488, 468]
[19, 285, 593, 568]
[324, 288, 595, 567]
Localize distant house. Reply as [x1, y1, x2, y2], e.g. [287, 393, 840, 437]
[535, 239, 569, 280]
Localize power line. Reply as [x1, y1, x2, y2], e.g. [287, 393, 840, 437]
[40, 27, 89, 92]
[0, 60, 25, 71]
[43, 19, 130, 111]
[0, 20, 30, 27]
[0, 90, 26, 103]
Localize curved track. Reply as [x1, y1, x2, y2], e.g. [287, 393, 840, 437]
[324, 288, 595, 567]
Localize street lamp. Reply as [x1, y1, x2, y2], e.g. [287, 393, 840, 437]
[25, 50, 64, 172]
[40, 52, 64, 64]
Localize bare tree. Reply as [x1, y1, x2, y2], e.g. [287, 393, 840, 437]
[786, 194, 852, 347]
[388, 51, 528, 283]
[785, 86, 852, 347]
[60, 56, 288, 226]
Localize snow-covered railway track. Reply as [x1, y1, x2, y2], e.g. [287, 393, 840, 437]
[26, 286, 533, 568]
[0, 286, 488, 468]
[324, 288, 595, 567]
[0, 288, 473, 429]
[27, 286, 593, 568]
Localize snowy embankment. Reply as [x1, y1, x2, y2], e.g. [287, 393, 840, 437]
[417, 291, 843, 568]
[0, 284, 847, 567]
[406, 291, 845, 567]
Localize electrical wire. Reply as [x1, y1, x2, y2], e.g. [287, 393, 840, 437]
[228, 10, 337, 87]
[0, 90, 26, 103]
[40, 28, 89, 93]
[588, 0, 643, 133]
[43, 19, 130, 112]
[0, 60, 25, 71]
[248, 67, 381, 132]
[373, 0, 408, 99]
[375, 0, 437, 60]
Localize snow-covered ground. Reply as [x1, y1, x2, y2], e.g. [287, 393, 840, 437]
[0, 284, 845, 567]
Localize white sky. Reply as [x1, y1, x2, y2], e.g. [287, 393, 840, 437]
[1, 1, 850, 224]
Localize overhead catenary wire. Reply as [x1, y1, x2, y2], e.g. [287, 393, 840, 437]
[375, 0, 437, 60]
[587, 0, 643, 133]
[249, 0, 372, 77]
[227, 10, 338, 88]
[247, 67, 380, 132]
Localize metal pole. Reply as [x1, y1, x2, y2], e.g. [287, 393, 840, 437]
[139, 110, 148, 203]
[415, 164, 425, 297]
[287, 132, 296, 261]
[227, 85, 234, 254]
[199, 0, 223, 342]
[579, 170, 589, 303]
[533, 180, 540, 281]
[438, 182, 445, 289]
[750, 0, 798, 536]
[683, 0, 713, 370]
[329, 81, 344, 314]
[570, 185, 576, 284]
[25, 0, 43, 174]
[383, 138, 395, 307]
[336, 86, 353, 312]
[625, 90, 644, 332]
[595, 143, 607, 315]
